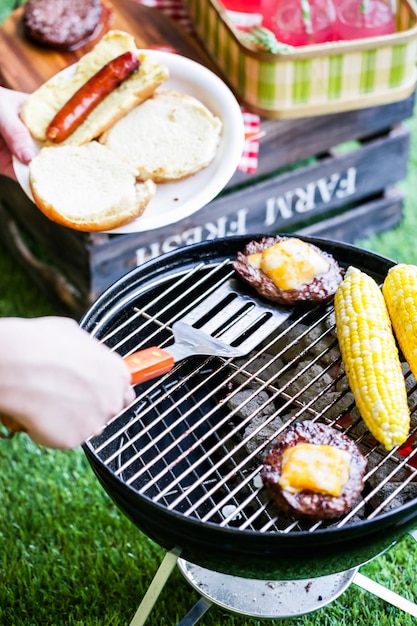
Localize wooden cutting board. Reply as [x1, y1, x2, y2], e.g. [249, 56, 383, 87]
[0, 0, 216, 93]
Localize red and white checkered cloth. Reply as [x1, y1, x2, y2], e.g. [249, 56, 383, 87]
[140, 0, 194, 33]
[138, 0, 260, 173]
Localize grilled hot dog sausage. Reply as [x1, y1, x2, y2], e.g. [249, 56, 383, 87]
[46, 51, 140, 143]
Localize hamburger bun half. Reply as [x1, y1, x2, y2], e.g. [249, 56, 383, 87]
[21, 30, 169, 146]
[100, 89, 223, 182]
[28, 142, 156, 231]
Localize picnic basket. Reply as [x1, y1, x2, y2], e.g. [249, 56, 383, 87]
[184, 0, 417, 118]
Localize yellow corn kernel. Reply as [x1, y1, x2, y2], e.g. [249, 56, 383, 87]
[334, 266, 410, 451]
[278, 443, 351, 497]
[383, 263, 417, 381]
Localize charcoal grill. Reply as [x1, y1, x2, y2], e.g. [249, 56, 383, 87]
[80, 235, 417, 623]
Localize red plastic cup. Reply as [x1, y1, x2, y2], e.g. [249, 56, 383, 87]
[336, 0, 395, 40]
[261, 0, 337, 46]
[221, 0, 263, 29]
[222, 0, 261, 10]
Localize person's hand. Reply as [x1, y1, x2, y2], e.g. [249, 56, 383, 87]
[0, 86, 37, 178]
[0, 316, 135, 448]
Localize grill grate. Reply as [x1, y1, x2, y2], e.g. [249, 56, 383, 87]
[87, 260, 417, 534]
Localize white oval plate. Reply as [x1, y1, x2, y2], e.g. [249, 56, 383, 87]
[13, 49, 245, 234]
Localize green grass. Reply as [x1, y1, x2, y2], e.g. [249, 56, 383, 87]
[0, 433, 416, 625]
[0, 1, 25, 26]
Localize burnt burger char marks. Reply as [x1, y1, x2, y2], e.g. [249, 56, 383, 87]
[261, 420, 367, 520]
[233, 236, 343, 304]
[23, 0, 103, 50]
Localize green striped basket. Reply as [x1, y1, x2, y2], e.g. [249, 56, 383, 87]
[184, 0, 417, 118]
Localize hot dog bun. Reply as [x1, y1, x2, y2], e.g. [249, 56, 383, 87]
[21, 30, 169, 146]
[100, 89, 223, 182]
[28, 142, 156, 231]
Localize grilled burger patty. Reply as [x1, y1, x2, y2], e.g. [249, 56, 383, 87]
[23, 0, 103, 50]
[261, 420, 367, 520]
[233, 236, 343, 304]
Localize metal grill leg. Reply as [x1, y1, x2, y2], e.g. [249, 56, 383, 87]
[129, 549, 180, 626]
[353, 572, 417, 617]
[176, 597, 212, 626]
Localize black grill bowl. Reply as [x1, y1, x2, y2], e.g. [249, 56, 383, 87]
[81, 235, 417, 580]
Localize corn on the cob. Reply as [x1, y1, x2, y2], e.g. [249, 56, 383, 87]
[334, 266, 410, 451]
[383, 263, 417, 380]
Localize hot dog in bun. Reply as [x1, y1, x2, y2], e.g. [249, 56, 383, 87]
[21, 29, 169, 146]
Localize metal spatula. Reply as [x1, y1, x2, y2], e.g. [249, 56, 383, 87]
[124, 282, 292, 385]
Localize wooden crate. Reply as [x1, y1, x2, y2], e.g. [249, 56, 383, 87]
[0, 92, 413, 318]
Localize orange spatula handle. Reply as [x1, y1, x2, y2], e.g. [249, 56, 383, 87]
[124, 347, 175, 385]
